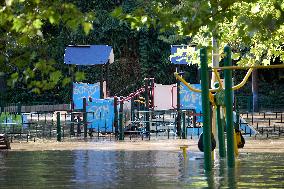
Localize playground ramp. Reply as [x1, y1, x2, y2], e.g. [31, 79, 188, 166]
[233, 111, 257, 136]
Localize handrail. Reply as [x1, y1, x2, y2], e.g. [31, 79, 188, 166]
[118, 87, 145, 103]
[213, 64, 284, 70]
[232, 68, 253, 90]
[174, 72, 222, 92]
[213, 69, 223, 88]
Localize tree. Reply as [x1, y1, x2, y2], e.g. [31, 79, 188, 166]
[0, 0, 94, 97]
[113, 0, 284, 111]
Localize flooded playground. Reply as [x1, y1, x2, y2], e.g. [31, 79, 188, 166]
[1, 44, 283, 188]
[1, 139, 284, 188]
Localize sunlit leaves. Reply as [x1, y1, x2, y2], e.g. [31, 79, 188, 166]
[32, 19, 43, 29]
[0, 0, 96, 94]
[7, 72, 18, 87]
[62, 77, 71, 87]
[49, 71, 62, 84]
[12, 17, 25, 32]
[5, 0, 13, 6]
[83, 22, 93, 35]
[114, 0, 284, 66]
[23, 68, 35, 81]
[75, 72, 85, 81]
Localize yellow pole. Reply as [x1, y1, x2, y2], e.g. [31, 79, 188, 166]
[233, 130, 239, 156]
[180, 146, 188, 159]
[174, 72, 222, 93]
[213, 64, 284, 70]
[232, 68, 253, 90]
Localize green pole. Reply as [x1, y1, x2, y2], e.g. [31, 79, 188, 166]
[56, 112, 61, 142]
[200, 47, 212, 171]
[17, 102, 21, 115]
[224, 45, 235, 168]
[119, 97, 124, 140]
[145, 79, 150, 133]
[217, 105, 226, 158]
[235, 101, 240, 130]
[83, 98, 87, 138]
[182, 111, 186, 139]
[70, 112, 75, 136]
[114, 96, 118, 139]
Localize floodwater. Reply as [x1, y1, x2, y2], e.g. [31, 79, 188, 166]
[0, 150, 283, 189]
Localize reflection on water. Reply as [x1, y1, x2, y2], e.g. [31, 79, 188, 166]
[0, 150, 283, 189]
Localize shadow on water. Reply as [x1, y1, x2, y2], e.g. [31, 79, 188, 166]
[0, 150, 284, 189]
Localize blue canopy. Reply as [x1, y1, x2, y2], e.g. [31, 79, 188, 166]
[64, 45, 114, 65]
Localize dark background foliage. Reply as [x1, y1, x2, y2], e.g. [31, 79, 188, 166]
[0, 0, 283, 111]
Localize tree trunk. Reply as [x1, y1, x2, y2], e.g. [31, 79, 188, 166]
[252, 69, 259, 112]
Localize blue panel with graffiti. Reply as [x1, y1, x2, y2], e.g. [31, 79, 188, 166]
[73, 82, 100, 110]
[86, 98, 114, 132]
[180, 83, 202, 112]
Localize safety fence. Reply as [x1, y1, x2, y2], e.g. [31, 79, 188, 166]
[0, 110, 204, 143]
[0, 103, 70, 113]
[240, 112, 284, 139]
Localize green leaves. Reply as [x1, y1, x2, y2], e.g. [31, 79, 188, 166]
[83, 22, 93, 35]
[113, 0, 283, 67]
[7, 72, 18, 88]
[49, 71, 62, 84]
[5, 0, 14, 6]
[75, 72, 85, 81]
[62, 77, 71, 87]
[12, 17, 25, 32]
[32, 19, 43, 29]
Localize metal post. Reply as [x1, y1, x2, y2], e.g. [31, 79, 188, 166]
[114, 96, 118, 139]
[100, 65, 104, 99]
[200, 48, 212, 171]
[70, 112, 75, 136]
[217, 106, 226, 158]
[224, 45, 235, 168]
[106, 61, 109, 97]
[17, 102, 21, 115]
[145, 79, 150, 133]
[83, 98, 87, 138]
[235, 108, 240, 129]
[56, 112, 61, 142]
[182, 111, 186, 139]
[131, 98, 135, 123]
[193, 111, 197, 128]
[119, 97, 124, 140]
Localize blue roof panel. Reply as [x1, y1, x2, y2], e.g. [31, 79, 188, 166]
[64, 45, 113, 65]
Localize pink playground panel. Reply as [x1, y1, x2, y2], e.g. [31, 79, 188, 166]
[154, 84, 177, 110]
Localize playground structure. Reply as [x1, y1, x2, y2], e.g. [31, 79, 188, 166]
[1, 44, 284, 172]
